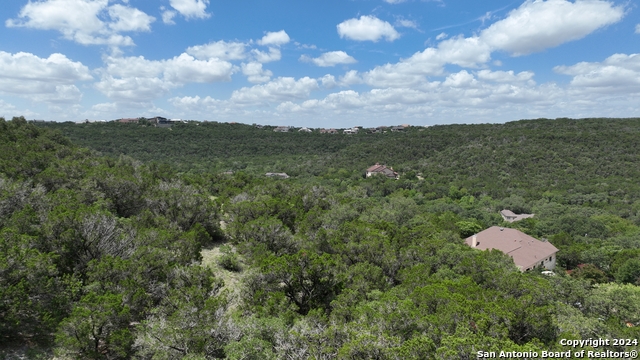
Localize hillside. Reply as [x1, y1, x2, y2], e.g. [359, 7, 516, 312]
[1, 116, 638, 358]
[41, 118, 640, 202]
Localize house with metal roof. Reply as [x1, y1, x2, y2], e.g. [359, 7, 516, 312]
[465, 226, 558, 271]
[500, 209, 535, 222]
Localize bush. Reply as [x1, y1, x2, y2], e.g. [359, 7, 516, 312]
[218, 245, 242, 272]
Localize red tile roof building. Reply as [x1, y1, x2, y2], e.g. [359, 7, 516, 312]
[366, 163, 399, 179]
[465, 226, 558, 271]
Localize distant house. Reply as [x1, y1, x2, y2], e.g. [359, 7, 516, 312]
[118, 118, 139, 123]
[391, 125, 405, 132]
[148, 116, 172, 127]
[298, 127, 312, 132]
[366, 163, 399, 179]
[465, 226, 558, 271]
[265, 172, 290, 179]
[500, 209, 535, 223]
[273, 126, 291, 132]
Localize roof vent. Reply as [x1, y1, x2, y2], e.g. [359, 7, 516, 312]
[500, 227, 504, 231]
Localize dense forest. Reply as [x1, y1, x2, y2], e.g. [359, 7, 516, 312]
[1, 116, 639, 359]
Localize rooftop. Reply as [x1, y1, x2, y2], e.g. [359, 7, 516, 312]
[465, 226, 558, 271]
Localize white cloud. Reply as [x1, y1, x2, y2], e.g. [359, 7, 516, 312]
[554, 53, 640, 91]
[384, 0, 407, 3]
[354, 0, 623, 88]
[443, 70, 478, 88]
[257, 30, 290, 46]
[636, 24, 640, 34]
[0, 100, 19, 118]
[230, 77, 319, 104]
[169, 0, 210, 19]
[0, 100, 38, 119]
[396, 19, 418, 29]
[91, 102, 118, 113]
[480, 0, 624, 56]
[300, 51, 357, 67]
[337, 15, 400, 42]
[95, 76, 172, 102]
[320, 74, 338, 88]
[95, 54, 235, 102]
[171, 95, 218, 111]
[273, 78, 564, 123]
[161, 10, 177, 25]
[241, 62, 273, 83]
[107, 4, 154, 32]
[186, 40, 247, 61]
[164, 54, 235, 83]
[477, 70, 535, 83]
[358, 36, 491, 88]
[340, 70, 363, 86]
[251, 47, 281, 63]
[6, 0, 156, 46]
[436, 32, 448, 40]
[0, 51, 91, 103]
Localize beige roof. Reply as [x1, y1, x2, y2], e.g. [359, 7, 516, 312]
[500, 209, 535, 222]
[465, 226, 558, 270]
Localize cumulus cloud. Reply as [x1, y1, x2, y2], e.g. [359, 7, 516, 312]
[636, 24, 640, 34]
[241, 62, 273, 83]
[6, 0, 155, 46]
[273, 76, 564, 122]
[337, 15, 400, 42]
[354, 0, 624, 88]
[357, 36, 490, 88]
[340, 70, 363, 85]
[230, 77, 319, 104]
[396, 19, 418, 29]
[300, 51, 357, 67]
[170, 95, 225, 112]
[95, 54, 235, 101]
[320, 74, 338, 88]
[0, 51, 91, 103]
[169, 0, 210, 19]
[0, 100, 19, 118]
[257, 30, 291, 46]
[554, 53, 640, 91]
[161, 9, 177, 25]
[186, 40, 247, 61]
[107, 4, 155, 32]
[251, 47, 282, 63]
[477, 70, 535, 83]
[480, 0, 624, 56]
[443, 70, 478, 88]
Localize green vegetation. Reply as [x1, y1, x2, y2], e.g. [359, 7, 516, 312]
[1, 116, 639, 358]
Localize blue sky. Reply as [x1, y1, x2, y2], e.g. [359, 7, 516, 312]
[0, 0, 638, 127]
